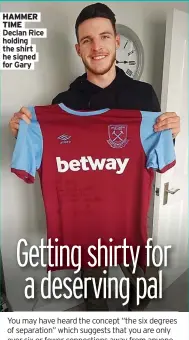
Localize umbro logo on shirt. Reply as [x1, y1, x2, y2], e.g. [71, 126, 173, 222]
[56, 156, 129, 175]
[57, 134, 71, 144]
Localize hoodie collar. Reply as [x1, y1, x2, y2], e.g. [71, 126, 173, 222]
[69, 66, 131, 95]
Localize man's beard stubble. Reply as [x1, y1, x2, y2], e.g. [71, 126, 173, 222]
[82, 51, 116, 76]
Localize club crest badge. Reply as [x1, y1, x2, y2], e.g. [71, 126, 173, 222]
[107, 125, 129, 148]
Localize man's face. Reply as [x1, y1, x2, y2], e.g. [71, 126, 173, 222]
[75, 17, 120, 75]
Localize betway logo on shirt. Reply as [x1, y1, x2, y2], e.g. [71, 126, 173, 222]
[56, 156, 129, 175]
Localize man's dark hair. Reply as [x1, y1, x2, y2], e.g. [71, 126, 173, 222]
[75, 3, 116, 41]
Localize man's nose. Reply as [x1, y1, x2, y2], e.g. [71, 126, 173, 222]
[91, 38, 102, 51]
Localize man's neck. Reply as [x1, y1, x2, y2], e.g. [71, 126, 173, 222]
[87, 65, 116, 88]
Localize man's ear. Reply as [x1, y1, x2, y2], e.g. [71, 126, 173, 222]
[75, 43, 80, 56]
[116, 33, 120, 49]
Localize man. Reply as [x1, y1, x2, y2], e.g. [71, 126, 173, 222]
[9, 3, 180, 311]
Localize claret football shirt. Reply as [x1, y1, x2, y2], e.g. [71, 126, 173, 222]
[11, 103, 176, 271]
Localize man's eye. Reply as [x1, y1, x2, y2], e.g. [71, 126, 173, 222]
[102, 35, 110, 39]
[83, 39, 89, 44]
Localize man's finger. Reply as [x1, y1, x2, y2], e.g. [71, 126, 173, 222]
[154, 117, 179, 129]
[13, 112, 31, 124]
[21, 114, 31, 124]
[11, 117, 19, 124]
[13, 107, 32, 119]
[156, 112, 177, 122]
[13, 112, 21, 119]
[154, 122, 179, 132]
[13, 112, 22, 119]
[20, 107, 32, 119]
[12, 123, 19, 130]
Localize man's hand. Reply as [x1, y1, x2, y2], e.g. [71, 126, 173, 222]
[9, 107, 32, 138]
[153, 112, 180, 138]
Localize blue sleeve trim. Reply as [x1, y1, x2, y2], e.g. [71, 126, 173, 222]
[28, 106, 43, 170]
[140, 111, 176, 171]
[11, 106, 43, 180]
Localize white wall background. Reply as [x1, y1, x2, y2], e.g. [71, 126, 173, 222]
[1, 1, 188, 311]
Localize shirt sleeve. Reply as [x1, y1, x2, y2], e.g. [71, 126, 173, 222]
[140, 111, 176, 173]
[11, 106, 43, 183]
